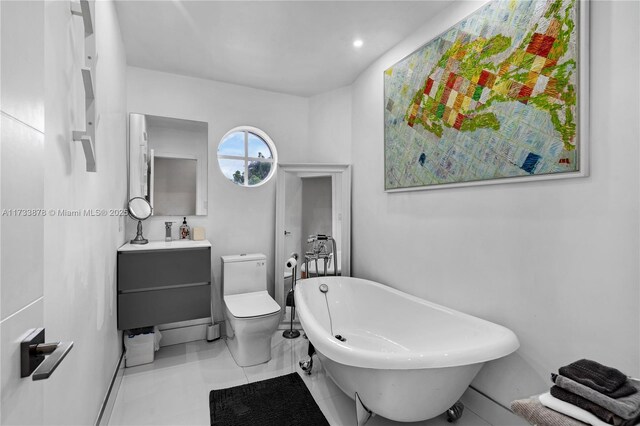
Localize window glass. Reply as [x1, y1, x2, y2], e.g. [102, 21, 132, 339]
[218, 132, 245, 157]
[247, 133, 272, 159]
[247, 161, 272, 186]
[218, 158, 246, 185]
[217, 127, 277, 187]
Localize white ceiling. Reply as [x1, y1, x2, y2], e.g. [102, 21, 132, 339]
[115, 1, 451, 97]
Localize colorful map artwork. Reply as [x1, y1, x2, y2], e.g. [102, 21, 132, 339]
[384, 0, 580, 190]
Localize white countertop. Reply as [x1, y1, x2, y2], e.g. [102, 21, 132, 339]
[118, 239, 211, 252]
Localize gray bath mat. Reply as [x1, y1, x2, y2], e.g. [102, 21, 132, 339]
[209, 373, 329, 425]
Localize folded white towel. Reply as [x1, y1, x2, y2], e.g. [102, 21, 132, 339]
[539, 392, 608, 426]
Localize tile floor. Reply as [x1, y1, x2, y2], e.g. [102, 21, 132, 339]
[108, 331, 491, 426]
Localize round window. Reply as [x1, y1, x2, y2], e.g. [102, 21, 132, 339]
[217, 127, 277, 187]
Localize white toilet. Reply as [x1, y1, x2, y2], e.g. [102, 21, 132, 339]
[222, 253, 281, 367]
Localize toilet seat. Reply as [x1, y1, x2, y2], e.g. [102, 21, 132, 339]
[224, 291, 280, 318]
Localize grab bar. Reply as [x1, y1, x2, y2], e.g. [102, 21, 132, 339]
[21, 328, 74, 381]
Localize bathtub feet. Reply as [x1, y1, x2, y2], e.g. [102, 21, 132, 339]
[446, 400, 464, 423]
[299, 341, 315, 375]
[299, 358, 313, 375]
[355, 392, 374, 426]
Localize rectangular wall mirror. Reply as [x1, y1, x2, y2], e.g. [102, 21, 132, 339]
[128, 113, 208, 216]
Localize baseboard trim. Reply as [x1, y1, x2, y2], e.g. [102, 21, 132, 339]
[95, 351, 125, 426]
[159, 323, 208, 347]
[461, 386, 529, 426]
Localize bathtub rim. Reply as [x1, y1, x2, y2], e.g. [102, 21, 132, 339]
[295, 276, 520, 370]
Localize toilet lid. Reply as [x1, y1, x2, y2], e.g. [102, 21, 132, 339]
[224, 291, 281, 318]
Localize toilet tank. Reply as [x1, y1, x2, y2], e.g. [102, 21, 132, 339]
[222, 253, 267, 296]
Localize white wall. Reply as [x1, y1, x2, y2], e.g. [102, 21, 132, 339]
[308, 86, 352, 163]
[126, 67, 309, 321]
[349, 0, 640, 411]
[43, 1, 128, 424]
[301, 177, 333, 250]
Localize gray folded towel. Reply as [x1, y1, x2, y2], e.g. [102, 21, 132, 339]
[553, 373, 637, 399]
[554, 375, 640, 420]
[511, 396, 588, 426]
[560, 360, 629, 395]
[551, 385, 621, 424]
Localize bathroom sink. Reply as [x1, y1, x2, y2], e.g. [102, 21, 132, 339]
[118, 239, 211, 252]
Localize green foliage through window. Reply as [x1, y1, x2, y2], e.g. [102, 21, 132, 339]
[218, 129, 276, 187]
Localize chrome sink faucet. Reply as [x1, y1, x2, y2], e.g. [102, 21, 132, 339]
[165, 221, 175, 241]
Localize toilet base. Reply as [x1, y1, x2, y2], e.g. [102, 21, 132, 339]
[224, 312, 280, 367]
[225, 332, 272, 367]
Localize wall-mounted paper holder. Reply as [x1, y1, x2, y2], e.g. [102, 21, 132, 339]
[21, 328, 74, 381]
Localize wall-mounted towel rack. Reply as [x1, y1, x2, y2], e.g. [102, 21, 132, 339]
[70, 0, 97, 172]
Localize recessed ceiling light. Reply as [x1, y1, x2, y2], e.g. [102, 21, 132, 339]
[353, 39, 363, 48]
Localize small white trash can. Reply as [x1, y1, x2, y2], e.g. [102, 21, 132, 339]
[124, 327, 160, 367]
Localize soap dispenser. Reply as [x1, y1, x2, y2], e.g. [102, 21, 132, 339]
[179, 217, 190, 240]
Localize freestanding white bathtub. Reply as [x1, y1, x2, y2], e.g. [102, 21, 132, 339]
[295, 276, 519, 423]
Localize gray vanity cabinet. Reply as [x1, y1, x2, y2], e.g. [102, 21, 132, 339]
[117, 243, 211, 330]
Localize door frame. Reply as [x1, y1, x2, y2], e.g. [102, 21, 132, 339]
[275, 163, 351, 324]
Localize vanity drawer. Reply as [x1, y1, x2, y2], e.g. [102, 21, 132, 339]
[118, 284, 211, 330]
[118, 247, 211, 291]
